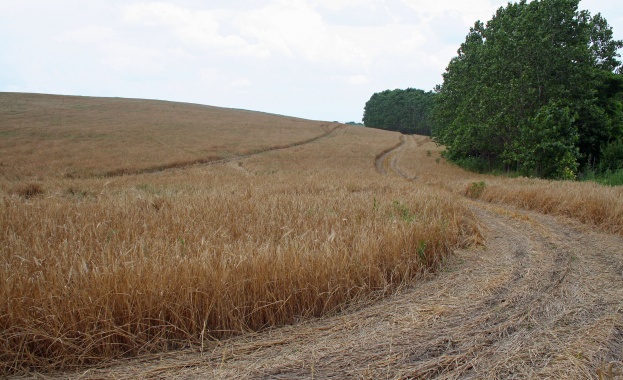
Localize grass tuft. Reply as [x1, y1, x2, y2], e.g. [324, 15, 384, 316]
[465, 181, 486, 199]
[12, 183, 44, 199]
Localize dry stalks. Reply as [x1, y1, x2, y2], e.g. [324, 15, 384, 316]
[1, 176, 477, 373]
[0, 93, 330, 180]
[0, 95, 480, 375]
[5, 94, 621, 377]
[395, 135, 623, 235]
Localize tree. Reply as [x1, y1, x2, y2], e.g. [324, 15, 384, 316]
[432, 0, 623, 179]
[363, 88, 436, 135]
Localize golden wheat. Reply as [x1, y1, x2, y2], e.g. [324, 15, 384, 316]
[0, 171, 478, 373]
[5, 94, 620, 376]
[395, 136, 623, 235]
[0, 93, 331, 180]
[0, 95, 480, 374]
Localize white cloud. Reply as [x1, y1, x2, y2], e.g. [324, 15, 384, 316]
[235, 0, 368, 66]
[398, 0, 504, 26]
[347, 75, 369, 85]
[315, 0, 377, 12]
[122, 2, 268, 57]
[100, 43, 165, 73]
[199, 67, 219, 84]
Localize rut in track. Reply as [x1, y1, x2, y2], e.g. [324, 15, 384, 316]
[38, 134, 623, 379]
[103, 123, 347, 178]
[374, 135, 406, 175]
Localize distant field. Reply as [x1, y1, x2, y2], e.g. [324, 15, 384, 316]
[2, 94, 622, 377]
[0, 93, 333, 180]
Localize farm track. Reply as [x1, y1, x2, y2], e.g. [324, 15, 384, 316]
[374, 135, 406, 175]
[103, 123, 347, 178]
[34, 134, 623, 379]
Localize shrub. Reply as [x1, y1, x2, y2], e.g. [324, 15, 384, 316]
[465, 181, 486, 199]
[600, 139, 623, 173]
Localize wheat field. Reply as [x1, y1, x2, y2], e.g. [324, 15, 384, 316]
[3, 94, 622, 377]
[393, 135, 623, 235]
[0, 94, 481, 374]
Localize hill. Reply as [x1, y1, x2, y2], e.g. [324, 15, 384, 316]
[1, 93, 622, 378]
[0, 93, 337, 180]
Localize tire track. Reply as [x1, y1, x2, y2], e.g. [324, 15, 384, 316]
[103, 123, 347, 178]
[375, 134, 423, 180]
[374, 135, 406, 175]
[363, 133, 623, 378]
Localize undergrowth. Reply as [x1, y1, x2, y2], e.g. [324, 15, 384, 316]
[580, 168, 623, 186]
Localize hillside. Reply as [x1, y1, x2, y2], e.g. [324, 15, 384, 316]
[2, 94, 623, 379]
[0, 93, 334, 180]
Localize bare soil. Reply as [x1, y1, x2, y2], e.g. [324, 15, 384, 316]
[27, 135, 623, 379]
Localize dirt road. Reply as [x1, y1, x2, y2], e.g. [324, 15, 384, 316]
[39, 135, 623, 379]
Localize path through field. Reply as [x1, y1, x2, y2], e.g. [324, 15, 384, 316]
[38, 135, 623, 379]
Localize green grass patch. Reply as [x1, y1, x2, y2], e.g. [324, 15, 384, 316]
[581, 169, 623, 186]
[465, 181, 487, 199]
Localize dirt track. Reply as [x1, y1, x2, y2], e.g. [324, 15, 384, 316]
[37, 135, 623, 379]
[103, 122, 348, 178]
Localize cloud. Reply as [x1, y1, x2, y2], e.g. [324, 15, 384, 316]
[234, 0, 368, 66]
[347, 75, 369, 85]
[122, 2, 269, 57]
[398, 0, 504, 26]
[100, 42, 165, 73]
[315, 0, 377, 12]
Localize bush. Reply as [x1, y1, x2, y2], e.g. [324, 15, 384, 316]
[600, 139, 623, 173]
[465, 181, 486, 199]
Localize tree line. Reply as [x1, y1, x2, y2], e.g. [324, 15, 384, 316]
[363, 0, 623, 179]
[363, 88, 435, 135]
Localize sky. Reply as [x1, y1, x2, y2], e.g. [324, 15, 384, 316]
[1, 1, 622, 123]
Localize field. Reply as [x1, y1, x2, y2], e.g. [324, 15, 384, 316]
[1, 93, 623, 379]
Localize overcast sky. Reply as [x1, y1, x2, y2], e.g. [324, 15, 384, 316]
[1, 0, 622, 122]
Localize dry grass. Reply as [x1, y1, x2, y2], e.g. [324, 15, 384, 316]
[3, 94, 623, 378]
[1, 175, 477, 373]
[394, 135, 623, 235]
[0, 95, 480, 375]
[479, 180, 623, 235]
[50, 200, 623, 379]
[0, 93, 331, 180]
[10, 182, 44, 199]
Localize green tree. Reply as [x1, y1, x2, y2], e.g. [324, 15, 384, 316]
[363, 88, 436, 135]
[432, 0, 623, 179]
[511, 101, 580, 178]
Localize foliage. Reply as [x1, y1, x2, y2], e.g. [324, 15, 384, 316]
[581, 168, 623, 186]
[363, 88, 436, 135]
[599, 138, 623, 172]
[581, 138, 623, 185]
[432, 0, 623, 179]
[510, 102, 580, 179]
[465, 181, 487, 199]
[597, 169, 623, 186]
